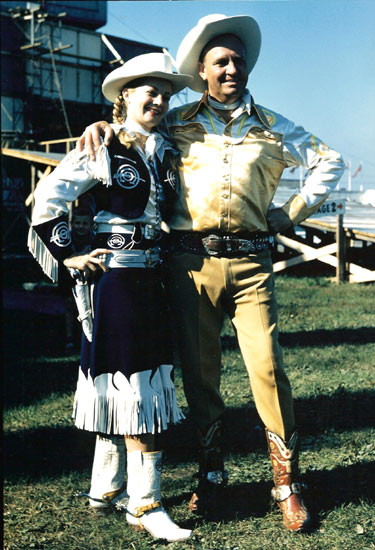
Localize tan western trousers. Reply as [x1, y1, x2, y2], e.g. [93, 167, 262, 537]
[162, 91, 344, 440]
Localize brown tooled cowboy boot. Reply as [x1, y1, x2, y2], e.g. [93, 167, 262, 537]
[266, 429, 312, 532]
[189, 420, 228, 517]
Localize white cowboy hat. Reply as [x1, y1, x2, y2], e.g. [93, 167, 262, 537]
[102, 52, 192, 102]
[176, 14, 261, 93]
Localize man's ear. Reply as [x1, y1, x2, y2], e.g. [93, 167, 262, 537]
[198, 62, 207, 82]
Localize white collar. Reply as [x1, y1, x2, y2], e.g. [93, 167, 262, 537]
[231, 89, 252, 118]
[206, 89, 252, 119]
[241, 89, 252, 115]
[113, 119, 165, 161]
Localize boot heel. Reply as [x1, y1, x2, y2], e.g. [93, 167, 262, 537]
[129, 523, 144, 533]
[127, 514, 144, 532]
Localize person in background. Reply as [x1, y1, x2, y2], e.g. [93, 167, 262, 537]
[77, 14, 344, 532]
[28, 52, 193, 542]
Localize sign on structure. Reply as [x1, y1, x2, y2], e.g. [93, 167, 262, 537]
[311, 199, 346, 218]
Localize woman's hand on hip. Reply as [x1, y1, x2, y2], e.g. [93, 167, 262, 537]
[63, 248, 111, 275]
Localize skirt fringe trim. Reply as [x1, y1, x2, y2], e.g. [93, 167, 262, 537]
[72, 364, 184, 435]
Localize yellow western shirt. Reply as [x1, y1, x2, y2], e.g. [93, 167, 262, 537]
[163, 91, 344, 233]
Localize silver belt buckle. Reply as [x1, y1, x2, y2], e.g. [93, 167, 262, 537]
[202, 234, 221, 256]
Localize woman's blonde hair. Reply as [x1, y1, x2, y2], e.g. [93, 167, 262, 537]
[112, 92, 135, 148]
[112, 94, 126, 125]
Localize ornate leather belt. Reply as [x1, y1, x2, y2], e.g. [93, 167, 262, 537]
[105, 249, 161, 269]
[172, 231, 274, 257]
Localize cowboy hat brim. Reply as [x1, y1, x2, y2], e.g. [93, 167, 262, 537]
[176, 14, 261, 93]
[102, 53, 192, 102]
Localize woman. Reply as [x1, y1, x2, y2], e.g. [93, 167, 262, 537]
[28, 52, 193, 542]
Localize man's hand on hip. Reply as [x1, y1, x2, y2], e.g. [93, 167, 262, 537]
[267, 208, 293, 234]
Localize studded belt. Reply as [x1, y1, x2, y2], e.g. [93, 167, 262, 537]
[171, 231, 274, 257]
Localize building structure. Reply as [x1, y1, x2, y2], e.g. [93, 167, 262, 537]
[1, 1, 169, 254]
[1, 0, 165, 141]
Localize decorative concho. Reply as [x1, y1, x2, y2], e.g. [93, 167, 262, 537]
[50, 221, 71, 247]
[113, 161, 145, 189]
[165, 169, 177, 189]
[107, 233, 126, 249]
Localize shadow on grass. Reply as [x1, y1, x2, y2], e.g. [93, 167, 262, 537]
[3, 353, 79, 409]
[164, 461, 375, 524]
[4, 412, 374, 529]
[164, 388, 375, 460]
[4, 426, 96, 481]
[221, 326, 375, 351]
[3, 309, 67, 358]
[3, 309, 80, 408]
[5, 423, 374, 525]
[4, 388, 374, 481]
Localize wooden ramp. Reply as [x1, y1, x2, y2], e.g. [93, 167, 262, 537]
[1, 148, 65, 167]
[2, 139, 76, 208]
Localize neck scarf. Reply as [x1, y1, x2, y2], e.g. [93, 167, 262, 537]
[207, 95, 241, 111]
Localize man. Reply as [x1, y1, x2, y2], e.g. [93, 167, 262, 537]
[79, 14, 344, 531]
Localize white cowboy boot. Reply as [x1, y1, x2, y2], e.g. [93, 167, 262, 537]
[89, 435, 128, 512]
[126, 450, 193, 542]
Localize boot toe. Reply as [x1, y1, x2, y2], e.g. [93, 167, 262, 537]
[127, 507, 193, 541]
[278, 494, 312, 532]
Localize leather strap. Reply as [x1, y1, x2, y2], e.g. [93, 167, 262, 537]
[271, 482, 306, 502]
[132, 501, 162, 517]
[102, 482, 127, 503]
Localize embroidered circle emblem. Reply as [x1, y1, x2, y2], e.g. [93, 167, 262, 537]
[50, 221, 71, 247]
[114, 164, 141, 189]
[155, 458, 163, 473]
[165, 169, 177, 189]
[107, 234, 126, 249]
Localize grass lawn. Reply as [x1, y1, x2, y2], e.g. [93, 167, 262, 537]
[3, 275, 375, 550]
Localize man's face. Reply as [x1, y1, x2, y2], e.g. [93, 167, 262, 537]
[198, 34, 248, 104]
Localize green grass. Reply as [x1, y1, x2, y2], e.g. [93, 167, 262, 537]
[3, 276, 375, 549]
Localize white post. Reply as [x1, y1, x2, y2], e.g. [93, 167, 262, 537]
[347, 160, 352, 192]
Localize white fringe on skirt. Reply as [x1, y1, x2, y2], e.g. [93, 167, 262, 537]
[72, 364, 185, 435]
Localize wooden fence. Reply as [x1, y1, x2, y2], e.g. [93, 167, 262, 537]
[274, 216, 375, 283]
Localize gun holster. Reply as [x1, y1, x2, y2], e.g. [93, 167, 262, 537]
[70, 270, 93, 342]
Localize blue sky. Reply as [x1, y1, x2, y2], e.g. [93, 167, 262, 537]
[99, 0, 375, 187]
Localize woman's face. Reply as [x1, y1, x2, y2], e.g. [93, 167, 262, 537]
[122, 77, 173, 131]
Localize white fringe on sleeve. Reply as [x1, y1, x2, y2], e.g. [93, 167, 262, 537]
[27, 226, 59, 283]
[93, 144, 112, 188]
